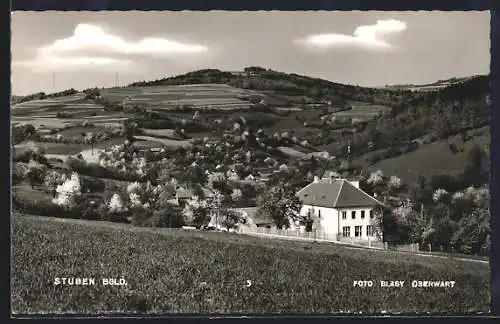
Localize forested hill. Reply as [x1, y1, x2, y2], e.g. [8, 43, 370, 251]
[128, 67, 488, 109]
[356, 74, 490, 156]
[129, 67, 489, 154]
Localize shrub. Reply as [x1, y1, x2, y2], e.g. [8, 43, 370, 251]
[150, 205, 184, 228]
[12, 195, 82, 219]
[25, 160, 48, 188]
[80, 176, 106, 193]
[12, 124, 36, 144]
[56, 112, 74, 119]
[66, 156, 88, 170]
[81, 206, 102, 221]
[243, 113, 278, 128]
[130, 208, 153, 227]
[448, 143, 459, 154]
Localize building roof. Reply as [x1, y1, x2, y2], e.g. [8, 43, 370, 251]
[296, 179, 382, 208]
[176, 188, 194, 199]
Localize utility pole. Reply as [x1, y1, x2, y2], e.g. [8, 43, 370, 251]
[115, 72, 119, 87]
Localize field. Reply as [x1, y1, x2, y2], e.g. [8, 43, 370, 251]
[12, 184, 53, 203]
[12, 117, 73, 129]
[12, 94, 86, 109]
[55, 126, 109, 137]
[12, 215, 489, 314]
[277, 146, 307, 158]
[353, 130, 490, 184]
[14, 138, 126, 159]
[134, 136, 193, 148]
[11, 94, 106, 117]
[332, 105, 391, 121]
[100, 84, 255, 110]
[141, 129, 182, 139]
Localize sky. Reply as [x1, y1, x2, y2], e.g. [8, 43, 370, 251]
[11, 11, 490, 96]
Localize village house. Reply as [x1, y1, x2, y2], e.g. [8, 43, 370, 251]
[174, 187, 215, 207]
[296, 174, 383, 241]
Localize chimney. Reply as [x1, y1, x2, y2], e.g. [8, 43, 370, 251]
[313, 176, 319, 183]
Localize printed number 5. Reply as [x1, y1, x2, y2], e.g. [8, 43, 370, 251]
[246, 280, 252, 287]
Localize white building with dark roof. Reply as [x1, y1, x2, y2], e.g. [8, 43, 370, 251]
[296, 177, 383, 241]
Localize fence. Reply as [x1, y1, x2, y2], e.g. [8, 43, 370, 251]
[237, 226, 388, 250]
[237, 227, 481, 256]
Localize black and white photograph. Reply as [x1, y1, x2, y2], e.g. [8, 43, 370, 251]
[11, 10, 491, 314]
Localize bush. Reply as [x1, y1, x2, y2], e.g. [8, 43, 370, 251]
[80, 176, 106, 193]
[81, 206, 102, 221]
[448, 143, 459, 154]
[103, 210, 130, 223]
[67, 159, 144, 183]
[66, 156, 88, 170]
[12, 195, 82, 219]
[12, 124, 36, 145]
[243, 113, 278, 128]
[12, 169, 25, 185]
[429, 174, 464, 193]
[56, 112, 74, 119]
[130, 209, 153, 227]
[150, 205, 184, 228]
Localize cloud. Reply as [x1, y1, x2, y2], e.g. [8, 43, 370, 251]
[13, 23, 209, 73]
[295, 19, 407, 51]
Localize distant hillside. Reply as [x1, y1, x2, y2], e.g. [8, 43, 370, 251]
[353, 127, 490, 184]
[383, 75, 484, 92]
[349, 74, 489, 157]
[12, 68, 490, 186]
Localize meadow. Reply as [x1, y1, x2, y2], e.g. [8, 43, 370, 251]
[100, 84, 254, 110]
[354, 129, 490, 184]
[12, 215, 489, 314]
[331, 104, 391, 121]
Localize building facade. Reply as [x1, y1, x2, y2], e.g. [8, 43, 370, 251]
[296, 177, 383, 241]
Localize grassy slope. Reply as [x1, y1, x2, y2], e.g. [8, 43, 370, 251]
[353, 132, 490, 184]
[12, 216, 489, 314]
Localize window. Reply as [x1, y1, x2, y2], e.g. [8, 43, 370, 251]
[355, 226, 362, 237]
[342, 211, 347, 219]
[342, 226, 351, 237]
[370, 210, 374, 219]
[351, 211, 356, 219]
[367, 225, 374, 237]
[361, 210, 365, 219]
[318, 210, 321, 218]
